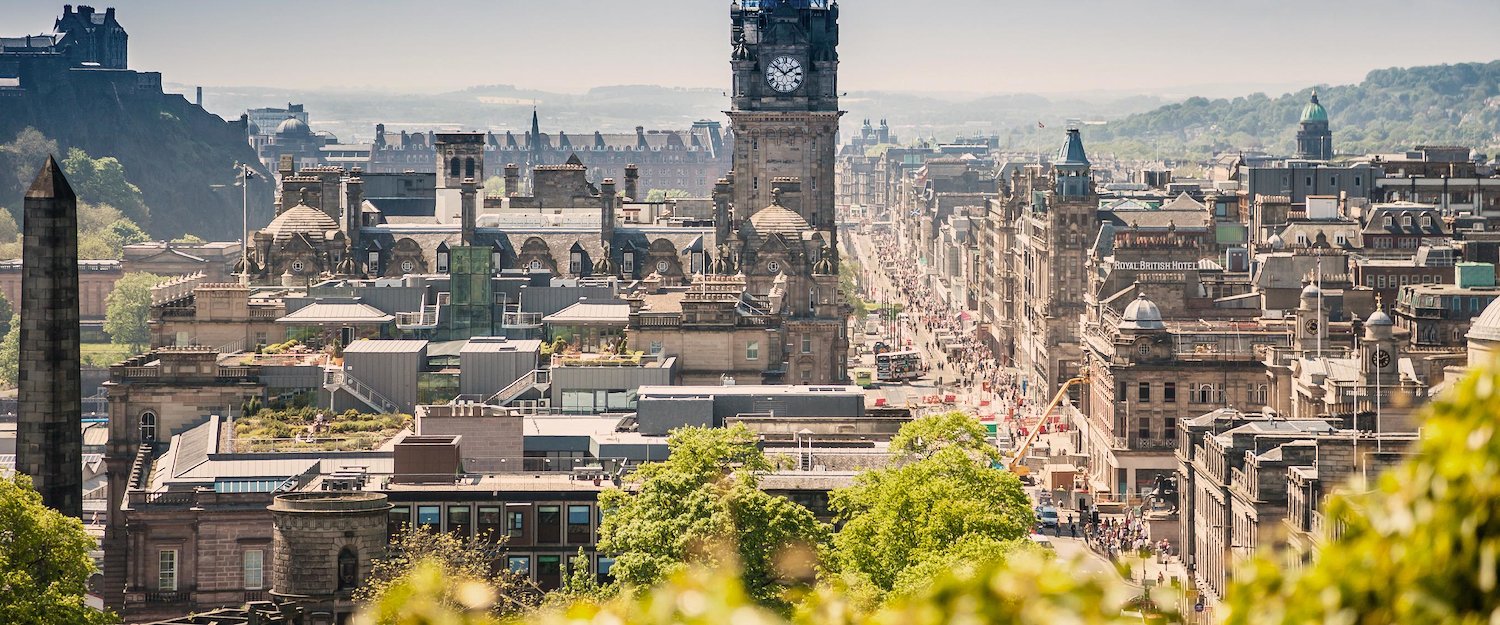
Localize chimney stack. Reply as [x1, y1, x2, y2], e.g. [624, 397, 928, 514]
[624, 164, 640, 201]
[503, 163, 519, 198]
[460, 178, 477, 246]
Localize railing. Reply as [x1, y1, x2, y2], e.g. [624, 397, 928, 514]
[324, 369, 400, 413]
[121, 366, 160, 379]
[157, 307, 196, 319]
[143, 491, 196, 505]
[248, 307, 281, 319]
[396, 305, 440, 329]
[502, 312, 542, 327]
[487, 369, 551, 407]
[143, 590, 191, 604]
[244, 590, 269, 602]
[217, 366, 252, 379]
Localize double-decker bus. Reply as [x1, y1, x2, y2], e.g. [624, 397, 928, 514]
[874, 350, 922, 382]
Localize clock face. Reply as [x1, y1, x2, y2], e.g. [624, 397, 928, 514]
[767, 260, 781, 274]
[400, 259, 415, 273]
[765, 56, 804, 93]
[1370, 349, 1391, 368]
[656, 260, 670, 273]
[1304, 319, 1320, 335]
[290, 260, 305, 274]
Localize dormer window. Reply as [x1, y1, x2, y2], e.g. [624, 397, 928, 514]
[1402, 214, 1413, 228]
[367, 250, 380, 273]
[436, 249, 450, 273]
[569, 251, 583, 274]
[1383, 215, 1393, 228]
[622, 252, 635, 274]
[1422, 215, 1433, 228]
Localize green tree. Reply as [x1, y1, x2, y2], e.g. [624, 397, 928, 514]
[104, 272, 161, 350]
[170, 234, 205, 244]
[355, 525, 536, 621]
[888, 411, 999, 463]
[644, 189, 693, 203]
[0, 313, 18, 388]
[0, 290, 12, 336]
[482, 175, 506, 196]
[61, 147, 149, 228]
[0, 210, 18, 246]
[1226, 364, 1500, 624]
[75, 202, 147, 260]
[828, 445, 1032, 600]
[0, 127, 58, 199]
[596, 424, 830, 610]
[0, 474, 115, 624]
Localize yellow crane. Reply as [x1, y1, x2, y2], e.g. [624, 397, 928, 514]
[1006, 369, 1090, 475]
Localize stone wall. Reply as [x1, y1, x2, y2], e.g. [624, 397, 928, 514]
[269, 492, 390, 600]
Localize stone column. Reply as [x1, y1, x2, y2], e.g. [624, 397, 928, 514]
[17, 156, 82, 517]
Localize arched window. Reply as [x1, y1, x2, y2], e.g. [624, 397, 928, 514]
[449, 157, 461, 178]
[337, 548, 358, 590]
[140, 411, 157, 443]
[465, 157, 476, 179]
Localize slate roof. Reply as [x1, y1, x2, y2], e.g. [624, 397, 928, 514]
[277, 301, 395, 324]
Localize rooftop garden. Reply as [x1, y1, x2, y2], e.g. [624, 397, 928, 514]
[232, 404, 411, 452]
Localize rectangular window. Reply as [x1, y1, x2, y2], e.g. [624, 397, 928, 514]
[538, 555, 562, 591]
[537, 505, 562, 544]
[622, 253, 635, 274]
[417, 505, 441, 530]
[1138, 420, 1151, 441]
[388, 505, 410, 539]
[1137, 382, 1151, 403]
[597, 557, 617, 586]
[567, 505, 591, 544]
[649, 341, 662, 354]
[745, 340, 760, 361]
[448, 505, 472, 537]
[507, 509, 525, 539]
[801, 335, 812, 354]
[477, 506, 502, 541]
[159, 549, 178, 592]
[1163, 382, 1176, 403]
[1165, 416, 1177, 434]
[243, 549, 264, 591]
[507, 556, 530, 577]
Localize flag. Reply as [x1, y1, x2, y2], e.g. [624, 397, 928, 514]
[1037, 121, 1046, 129]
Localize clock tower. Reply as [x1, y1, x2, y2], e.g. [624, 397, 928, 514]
[727, 0, 841, 258]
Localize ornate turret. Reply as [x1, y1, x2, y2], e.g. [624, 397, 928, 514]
[1053, 127, 1092, 199]
[1295, 90, 1333, 160]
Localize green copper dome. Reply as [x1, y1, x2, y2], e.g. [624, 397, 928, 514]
[1301, 91, 1328, 124]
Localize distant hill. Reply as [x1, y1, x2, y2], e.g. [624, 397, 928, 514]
[0, 71, 270, 240]
[1088, 61, 1500, 160]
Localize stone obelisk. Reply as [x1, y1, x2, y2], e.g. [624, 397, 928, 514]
[17, 156, 82, 516]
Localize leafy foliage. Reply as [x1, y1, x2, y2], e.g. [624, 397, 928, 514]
[889, 410, 1000, 463]
[1225, 364, 1500, 624]
[828, 444, 1033, 600]
[0, 314, 18, 389]
[233, 407, 410, 451]
[0, 474, 115, 624]
[355, 525, 537, 622]
[596, 424, 830, 610]
[61, 147, 149, 228]
[103, 272, 161, 349]
[644, 188, 694, 203]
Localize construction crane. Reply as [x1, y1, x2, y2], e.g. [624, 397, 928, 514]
[1005, 369, 1090, 475]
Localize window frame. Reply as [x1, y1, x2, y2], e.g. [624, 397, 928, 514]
[159, 549, 178, 592]
[243, 549, 265, 591]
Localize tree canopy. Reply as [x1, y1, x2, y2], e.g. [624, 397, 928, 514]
[828, 443, 1033, 600]
[0, 474, 114, 624]
[104, 272, 161, 350]
[889, 410, 1000, 463]
[596, 424, 830, 610]
[61, 147, 149, 229]
[644, 189, 693, 203]
[0, 312, 17, 388]
[355, 525, 536, 622]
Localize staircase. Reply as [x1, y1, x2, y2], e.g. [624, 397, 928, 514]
[487, 369, 551, 407]
[324, 368, 401, 414]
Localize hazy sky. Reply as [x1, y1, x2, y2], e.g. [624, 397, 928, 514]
[7, 0, 1500, 96]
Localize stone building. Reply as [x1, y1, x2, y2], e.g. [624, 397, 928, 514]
[995, 128, 1099, 400]
[269, 492, 390, 621]
[148, 274, 287, 350]
[0, 257, 119, 321]
[123, 240, 243, 280]
[1078, 292, 1287, 499]
[0, 4, 127, 70]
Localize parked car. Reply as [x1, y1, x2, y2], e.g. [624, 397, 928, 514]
[1029, 533, 1056, 550]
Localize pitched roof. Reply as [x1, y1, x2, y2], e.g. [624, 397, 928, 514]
[278, 301, 395, 324]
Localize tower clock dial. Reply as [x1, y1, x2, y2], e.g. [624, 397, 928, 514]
[765, 55, 804, 93]
[1304, 318, 1319, 335]
[1370, 349, 1391, 369]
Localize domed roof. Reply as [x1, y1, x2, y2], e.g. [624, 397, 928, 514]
[1267, 233, 1285, 249]
[746, 196, 811, 241]
[1300, 91, 1329, 124]
[1119, 293, 1165, 331]
[1301, 283, 1321, 299]
[1469, 297, 1500, 343]
[265, 202, 338, 244]
[276, 117, 311, 136]
[1366, 308, 1394, 327]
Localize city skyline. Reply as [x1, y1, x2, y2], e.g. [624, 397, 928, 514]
[3, 0, 1499, 97]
